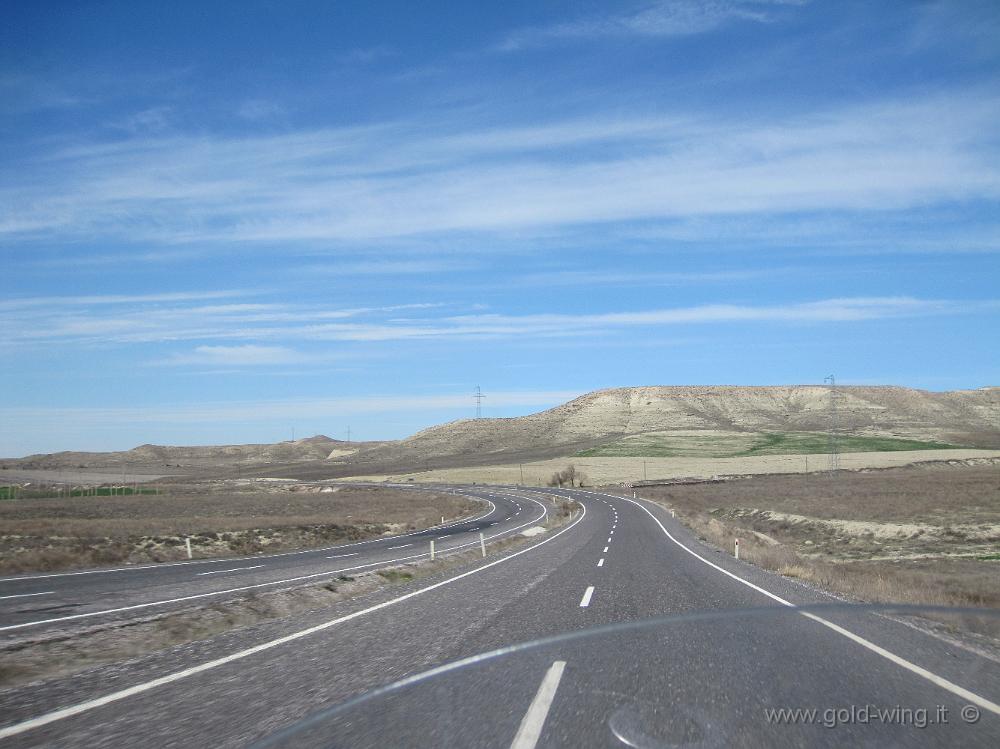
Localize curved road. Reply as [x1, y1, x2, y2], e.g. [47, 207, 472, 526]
[0, 485, 997, 747]
[0, 486, 542, 635]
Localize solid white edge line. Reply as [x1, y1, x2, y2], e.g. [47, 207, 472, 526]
[579, 586, 594, 607]
[576, 489, 1000, 717]
[0, 490, 500, 583]
[0, 494, 585, 740]
[0, 494, 548, 633]
[509, 660, 566, 749]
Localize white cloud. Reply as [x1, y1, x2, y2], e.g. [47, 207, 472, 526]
[158, 345, 310, 366]
[2, 89, 996, 246]
[112, 106, 173, 133]
[0, 290, 246, 311]
[498, 0, 804, 51]
[237, 99, 285, 121]
[3, 294, 987, 350]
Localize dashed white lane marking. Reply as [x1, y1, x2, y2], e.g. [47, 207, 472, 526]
[575, 489, 1000, 719]
[603, 547, 608, 553]
[609, 530, 614, 535]
[597, 559, 605, 567]
[195, 565, 263, 577]
[579, 586, 595, 607]
[0, 591, 54, 600]
[388, 544, 414, 549]
[509, 660, 567, 749]
[607, 537, 612, 544]
[326, 553, 360, 559]
[0, 496, 584, 741]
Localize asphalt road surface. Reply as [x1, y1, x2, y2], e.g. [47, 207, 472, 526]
[1, 485, 998, 747]
[0, 485, 542, 636]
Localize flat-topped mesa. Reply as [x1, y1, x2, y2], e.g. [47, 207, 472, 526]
[4, 386, 996, 467]
[364, 385, 1000, 465]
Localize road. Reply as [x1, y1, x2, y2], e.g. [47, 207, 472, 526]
[1, 485, 998, 747]
[0, 485, 540, 636]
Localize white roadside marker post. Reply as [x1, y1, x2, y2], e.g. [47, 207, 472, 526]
[734, 538, 740, 560]
[185, 537, 193, 560]
[441, 516, 444, 524]
[430, 539, 435, 561]
[480, 532, 486, 557]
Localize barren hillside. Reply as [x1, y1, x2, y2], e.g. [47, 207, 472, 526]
[352, 386, 1000, 467]
[5, 386, 997, 478]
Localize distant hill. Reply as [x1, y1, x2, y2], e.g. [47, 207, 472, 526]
[350, 386, 1000, 467]
[5, 386, 997, 474]
[3, 435, 380, 469]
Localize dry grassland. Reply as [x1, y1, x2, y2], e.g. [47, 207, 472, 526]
[336, 448, 1000, 486]
[0, 498, 580, 688]
[0, 484, 476, 573]
[610, 464, 1000, 611]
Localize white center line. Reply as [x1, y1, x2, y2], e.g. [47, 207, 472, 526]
[597, 558, 604, 567]
[388, 544, 414, 549]
[509, 660, 567, 749]
[0, 498, 579, 741]
[326, 553, 359, 558]
[578, 488, 1000, 719]
[195, 565, 263, 576]
[579, 586, 595, 607]
[0, 591, 54, 600]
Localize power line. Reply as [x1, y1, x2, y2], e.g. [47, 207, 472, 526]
[474, 385, 485, 419]
[823, 374, 839, 472]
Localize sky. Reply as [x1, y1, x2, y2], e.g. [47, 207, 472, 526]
[1, 0, 999, 456]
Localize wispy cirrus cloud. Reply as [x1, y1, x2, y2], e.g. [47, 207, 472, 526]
[3, 89, 996, 246]
[156, 345, 312, 367]
[512, 268, 790, 288]
[0, 290, 248, 310]
[236, 99, 286, 121]
[2, 294, 991, 350]
[498, 0, 806, 51]
[0, 297, 446, 348]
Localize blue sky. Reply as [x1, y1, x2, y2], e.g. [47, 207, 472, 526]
[2, 0, 999, 456]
